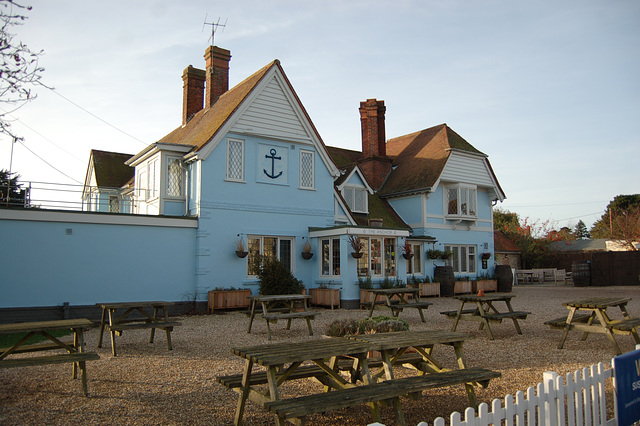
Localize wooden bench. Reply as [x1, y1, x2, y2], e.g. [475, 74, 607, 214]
[390, 302, 433, 322]
[482, 311, 530, 323]
[263, 367, 500, 425]
[260, 311, 319, 340]
[0, 340, 75, 354]
[106, 320, 181, 333]
[440, 309, 478, 318]
[607, 318, 640, 332]
[217, 353, 427, 389]
[544, 313, 593, 329]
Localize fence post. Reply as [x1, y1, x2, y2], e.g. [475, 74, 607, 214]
[544, 372, 559, 426]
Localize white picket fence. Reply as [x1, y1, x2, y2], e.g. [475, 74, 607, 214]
[369, 361, 617, 426]
[423, 362, 616, 426]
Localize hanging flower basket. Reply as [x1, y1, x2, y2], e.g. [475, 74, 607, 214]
[235, 250, 248, 258]
[481, 252, 492, 260]
[351, 252, 364, 259]
[302, 252, 313, 260]
[402, 253, 414, 260]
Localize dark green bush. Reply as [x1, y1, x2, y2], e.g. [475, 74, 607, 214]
[258, 256, 303, 295]
[324, 315, 409, 337]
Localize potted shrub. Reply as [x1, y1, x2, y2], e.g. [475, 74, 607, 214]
[349, 235, 364, 258]
[454, 276, 472, 294]
[309, 282, 340, 310]
[427, 249, 443, 260]
[418, 276, 440, 297]
[208, 287, 251, 313]
[301, 241, 313, 260]
[472, 272, 498, 293]
[235, 238, 248, 258]
[259, 257, 304, 295]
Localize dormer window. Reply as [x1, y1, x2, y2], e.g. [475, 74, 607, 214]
[446, 185, 477, 218]
[343, 185, 368, 214]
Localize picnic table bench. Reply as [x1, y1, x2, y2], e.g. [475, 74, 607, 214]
[96, 301, 181, 356]
[0, 318, 100, 396]
[442, 293, 530, 340]
[365, 288, 432, 322]
[246, 294, 319, 340]
[546, 297, 640, 355]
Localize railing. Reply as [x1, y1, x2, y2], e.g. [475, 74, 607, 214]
[368, 361, 616, 426]
[424, 362, 615, 426]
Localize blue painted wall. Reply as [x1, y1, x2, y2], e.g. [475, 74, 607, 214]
[0, 211, 197, 308]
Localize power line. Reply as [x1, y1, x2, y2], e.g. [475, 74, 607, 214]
[37, 82, 148, 147]
[16, 139, 82, 184]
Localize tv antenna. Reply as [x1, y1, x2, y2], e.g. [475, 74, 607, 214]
[203, 15, 227, 47]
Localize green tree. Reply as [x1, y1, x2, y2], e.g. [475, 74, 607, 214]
[0, 1, 44, 138]
[591, 195, 640, 250]
[0, 168, 27, 207]
[574, 220, 589, 239]
[493, 207, 519, 230]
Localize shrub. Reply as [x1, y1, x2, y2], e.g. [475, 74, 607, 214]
[358, 276, 373, 289]
[324, 315, 409, 337]
[258, 257, 303, 295]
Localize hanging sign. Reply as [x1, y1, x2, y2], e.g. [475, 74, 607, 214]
[614, 348, 640, 426]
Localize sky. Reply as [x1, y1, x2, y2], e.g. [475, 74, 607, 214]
[2, 0, 638, 230]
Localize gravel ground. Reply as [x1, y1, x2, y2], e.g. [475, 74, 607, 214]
[1, 285, 638, 425]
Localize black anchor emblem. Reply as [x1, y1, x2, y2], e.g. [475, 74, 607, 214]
[263, 148, 283, 179]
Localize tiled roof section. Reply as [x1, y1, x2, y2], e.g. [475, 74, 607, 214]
[352, 193, 410, 229]
[494, 230, 521, 252]
[326, 146, 363, 168]
[91, 150, 134, 188]
[158, 60, 278, 151]
[549, 239, 608, 252]
[379, 124, 485, 197]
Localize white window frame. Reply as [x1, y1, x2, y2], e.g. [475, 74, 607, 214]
[444, 244, 477, 274]
[246, 235, 294, 278]
[406, 242, 423, 275]
[343, 185, 368, 214]
[147, 158, 159, 201]
[320, 238, 341, 277]
[166, 157, 184, 198]
[356, 236, 396, 278]
[445, 184, 477, 218]
[299, 149, 315, 190]
[226, 138, 245, 182]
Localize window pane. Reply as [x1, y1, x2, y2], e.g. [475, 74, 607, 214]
[370, 238, 382, 275]
[332, 238, 340, 276]
[279, 239, 292, 272]
[460, 188, 468, 215]
[469, 189, 477, 216]
[412, 243, 422, 274]
[247, 237, 261, 275]
[227, 139, 244, 180]
[321, 239, 330, 276]
[358, 238, 369, 277]
[384, 238, 396, 277]
[448, 188, 458, 214]
[468, 246, 476, 273]
[300, 151, 314, 189]
[344, 188, 354, 210]
[354, 189, 365, 212]
[460, 246, 468, 272]
[167, 159, 182, 197]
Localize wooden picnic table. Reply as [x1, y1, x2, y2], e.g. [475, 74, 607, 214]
[219, 330, 499, 425]
[441, 293, 530, 340]
[0, 318, 100, 396]
[96, 301, 181, 356]
[365, 288, 432, 322]
[246, 294, 318, 340]
[545, 297, 640, 355]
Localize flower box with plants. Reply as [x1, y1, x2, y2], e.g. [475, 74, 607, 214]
[409, 275, 440, 297]
[208, 287, 251, 313]
[309, 284, 340, 310]
[454, 276, 473, 295]
[472, 273, 498, 293]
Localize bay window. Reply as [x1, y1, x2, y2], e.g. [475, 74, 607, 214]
[446, 185, 477, 217]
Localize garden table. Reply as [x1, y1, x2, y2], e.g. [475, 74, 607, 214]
[365, 288, 432, 322]
[96, 301, 181, 356]
[0, 318, 100, 396]
[246, 294, 318, 340]
[547, 297, 640, 355]
[442, 293, 530, 339]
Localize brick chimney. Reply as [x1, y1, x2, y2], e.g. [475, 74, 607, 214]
[359, 98, 392, 189]
[182, 65, 206, 125]
[204, 46, 231, 108]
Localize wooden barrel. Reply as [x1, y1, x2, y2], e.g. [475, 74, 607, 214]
[572, 261, 591, 287]
[495, 265, 513, 292]
[434, 266, 455, 297]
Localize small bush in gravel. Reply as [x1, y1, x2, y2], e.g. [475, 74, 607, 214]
[324, 315, 409, 337]
[258, 257, 303, 295]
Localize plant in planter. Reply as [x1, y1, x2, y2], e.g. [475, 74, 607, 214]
[400, 241, 413, 260]
[440, 250, 452, 260]
[348, 235, 364, 258]
[481, 252, 492, 260]
[301, 241, 313, 260]
[357, 276, 373, 289]
[258, 257, 304, 295]
[235, 238, 248, 258]
[427, 249, 443, 260]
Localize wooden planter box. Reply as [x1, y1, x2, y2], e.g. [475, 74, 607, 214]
[419, 282, 440, 297]
[309, 288, 340, 310]
[208, 289, 251, 313]
[472, 280, 498, 293]
[454, 281, 473, 295]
